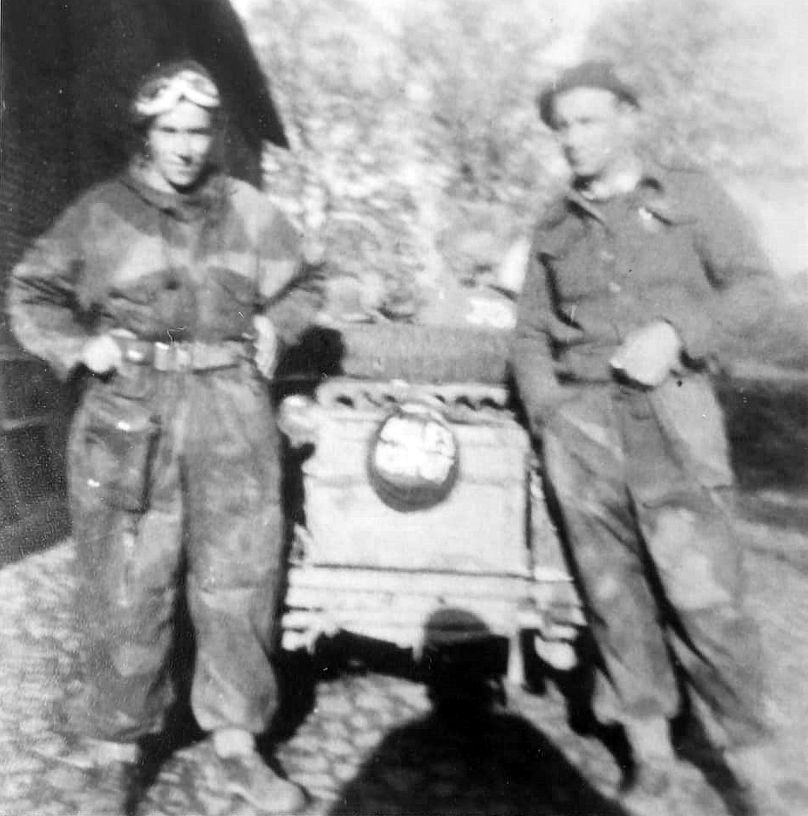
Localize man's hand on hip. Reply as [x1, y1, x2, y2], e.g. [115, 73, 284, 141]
[81, 334, 124, 375]
[610, 321, 682, 388]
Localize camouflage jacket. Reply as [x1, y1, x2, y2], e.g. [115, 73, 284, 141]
[7, 169, 318, 380]
[512, 164, 773, 431]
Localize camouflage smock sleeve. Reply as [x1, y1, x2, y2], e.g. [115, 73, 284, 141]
[658, 173, 776, 362]
[6, 198, 93, 380]
[511, 223, 569, 435]
[257, 207, 323, 346]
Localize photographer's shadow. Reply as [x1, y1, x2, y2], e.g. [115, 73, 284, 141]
[326, 608, 628, 816]
[328, 702, 628, 816]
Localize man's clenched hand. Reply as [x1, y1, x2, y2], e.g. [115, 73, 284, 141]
[610, 321, 682, 388]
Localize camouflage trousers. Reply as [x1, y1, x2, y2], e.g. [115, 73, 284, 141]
[68, 361, 284, 742]
[542, 374, 765, 745]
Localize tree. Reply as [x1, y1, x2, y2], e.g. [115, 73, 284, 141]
[585, 0, 805, 174]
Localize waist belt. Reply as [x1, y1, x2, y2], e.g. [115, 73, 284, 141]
[119, 338, 247, 372]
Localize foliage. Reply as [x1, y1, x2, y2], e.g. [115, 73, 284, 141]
[585, 0, 806, 174]
[249, 0, 566, 310]
[397, 0, 558, 202]
[244, 0, 805, 311]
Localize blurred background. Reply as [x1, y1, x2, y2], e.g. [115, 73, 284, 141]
[236, 0, 808, 304]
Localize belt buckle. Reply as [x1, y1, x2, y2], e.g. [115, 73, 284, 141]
[153, 342, 192, 372]
[153, 342, 171, 371]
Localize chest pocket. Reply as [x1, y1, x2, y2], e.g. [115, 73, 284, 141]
[537, 216, 598, 304]
[546, 240, 609, 302]
[205, 269, 258, 336]
[625, 205, 702, 288]
[213, 269, 257, 307]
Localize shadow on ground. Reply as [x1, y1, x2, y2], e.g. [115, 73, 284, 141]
[265, 629, 633, 816]
[328, 705, 628, 816]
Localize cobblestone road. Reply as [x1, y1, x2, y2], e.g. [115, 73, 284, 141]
[1, 517, 807, 816]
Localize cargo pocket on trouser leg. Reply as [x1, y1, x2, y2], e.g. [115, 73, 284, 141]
[639, 499, 738, 612]
[80, 392, 161, 513]
[647, 374, 735, 492]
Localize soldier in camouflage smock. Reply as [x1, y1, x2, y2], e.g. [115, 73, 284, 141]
[513, 61, 773, 805]
[7, 60, 316, 814]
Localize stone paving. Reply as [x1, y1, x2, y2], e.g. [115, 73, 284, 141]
[1, 518, 807, 816]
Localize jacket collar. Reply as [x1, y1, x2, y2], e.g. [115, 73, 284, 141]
[122, 160, 232, 222]
[565, 162, 683, 224]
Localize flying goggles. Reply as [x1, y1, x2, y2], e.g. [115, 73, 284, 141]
[133, 69, 221, 118]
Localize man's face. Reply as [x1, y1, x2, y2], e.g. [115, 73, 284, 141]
[552, 87, 637, 182]
[147, 100, 214, 192]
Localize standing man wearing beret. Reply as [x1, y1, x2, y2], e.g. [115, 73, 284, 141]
[513, 60, 773, 805]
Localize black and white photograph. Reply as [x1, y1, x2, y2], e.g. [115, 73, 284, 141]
[1, 0, 807, 814]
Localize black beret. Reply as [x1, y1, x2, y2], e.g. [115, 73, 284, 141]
[537, 60, 640, 128]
